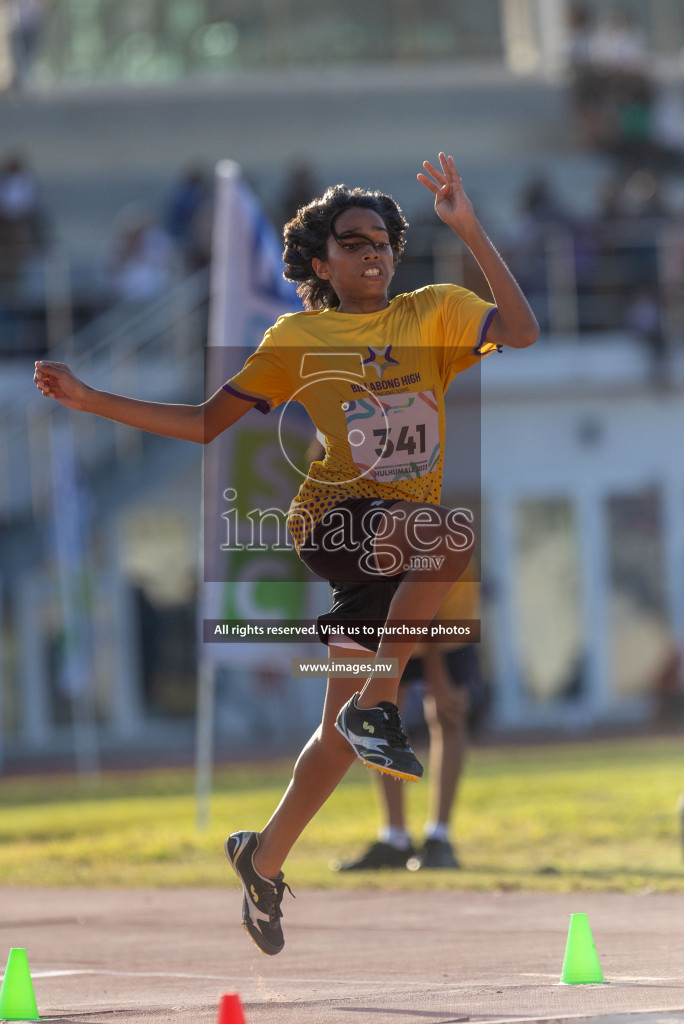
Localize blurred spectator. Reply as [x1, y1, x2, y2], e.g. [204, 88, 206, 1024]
[164, 165, 213, 272]
[280, 160, 319, 226]
[566, 4, 607, 148]
[651, 88, 684, 172]
[0, 152, 45, 297]
[8, 0, 50, 91]
[506, 175, 572, 333]
[624, 285, 666, 378]
[390, 201, 440, 295]
[505, 166, 675, 348]
[567, 5, 660, 167]
[653, 641, 684, 725]
[613, 74, 656, 166]
[662, 212, 684, 341]
[566, 3, 594, 70]
[109, 205, 176, 305]
[592, 169, 669, 338]
[590, 7, 648, 74]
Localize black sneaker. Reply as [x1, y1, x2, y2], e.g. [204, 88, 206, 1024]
[335, 693, 424, 782]
[331, 840, 416, 872]
[225, 831, 293, 956]
[407, 838, 461, 871]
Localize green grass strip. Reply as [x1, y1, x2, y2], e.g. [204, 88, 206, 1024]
[0, 736, 683, 890]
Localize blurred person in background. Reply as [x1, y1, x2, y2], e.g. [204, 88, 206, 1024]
[390, 200, 442, 295]
[624, 285, 666, 380]
[109, 204, 176, 306]
[589, 6, 648, 76]
[589, 169, 669, 340]
[662, 208, 684, 341]
[165, 165, 213, 272]
[653, 641, 684, 725]
[8, 0, 50, 91]
[279, 159, 319, 227]
[506, 174, 571, 334]
[567, 4, 657, 165]
[650, 87, 684, 172]
[566, 4, 607, 148]
[0, 152, 44, 298]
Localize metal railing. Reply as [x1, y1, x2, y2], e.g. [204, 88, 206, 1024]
[0, 266, 209, 525]
[432, 218, 682, 345]
[0, 238, 192, 357]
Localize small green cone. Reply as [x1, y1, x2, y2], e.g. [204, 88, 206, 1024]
[0, 948, 40, 1020]
[560, 913, 605, 985]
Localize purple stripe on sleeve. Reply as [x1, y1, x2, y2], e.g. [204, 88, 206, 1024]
[473, 305, 501, 356]
[222, 382, 271, 415]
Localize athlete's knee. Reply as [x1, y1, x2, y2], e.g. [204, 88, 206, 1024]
[377, 503, 474, 573]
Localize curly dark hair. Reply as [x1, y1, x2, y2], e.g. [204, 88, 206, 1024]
[282, 184, 408, 310]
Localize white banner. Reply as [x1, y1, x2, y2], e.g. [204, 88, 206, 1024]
[208, 160, 301, 352]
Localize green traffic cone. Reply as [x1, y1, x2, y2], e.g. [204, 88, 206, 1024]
[0, 948, 40, 1020]
[560, 913, 605, 984]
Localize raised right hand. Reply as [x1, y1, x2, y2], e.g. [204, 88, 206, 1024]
[34, 361, 91, 411]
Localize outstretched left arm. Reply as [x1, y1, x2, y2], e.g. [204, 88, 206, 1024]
[418, 153, 539, 350]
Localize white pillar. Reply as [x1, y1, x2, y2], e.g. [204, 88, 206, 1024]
[501, 0, 570, 78]
[501, 0, 540, 74]
[534, 0, 570, 79]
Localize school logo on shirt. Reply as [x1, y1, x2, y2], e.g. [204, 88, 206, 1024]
[362, 345, 400, 379]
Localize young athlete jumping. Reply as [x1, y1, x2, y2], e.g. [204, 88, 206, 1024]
[34, 153, 538, 956]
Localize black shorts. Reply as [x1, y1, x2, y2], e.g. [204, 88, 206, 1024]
[299, 497, 406, 583]
[317, 577, 402, 653]
[318, 579, 476, 680]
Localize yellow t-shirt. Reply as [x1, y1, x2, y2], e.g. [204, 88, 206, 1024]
[223, 283, 498, 549]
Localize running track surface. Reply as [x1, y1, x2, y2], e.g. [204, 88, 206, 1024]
[1, 888, 684, 1024]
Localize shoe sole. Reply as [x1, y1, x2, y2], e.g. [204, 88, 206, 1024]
[334, 722, 422, 782]
[364, 760, 421, 783]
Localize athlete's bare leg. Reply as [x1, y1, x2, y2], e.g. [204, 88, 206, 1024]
[357, 501, 472, 709]
[375, 646, 467, 833]
[253, 645, 373, 879]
